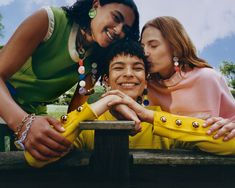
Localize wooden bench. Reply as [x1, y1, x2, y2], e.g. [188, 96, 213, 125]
[1, 121, 235, 188]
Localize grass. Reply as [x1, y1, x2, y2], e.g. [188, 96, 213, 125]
[47, 105, 68, 119]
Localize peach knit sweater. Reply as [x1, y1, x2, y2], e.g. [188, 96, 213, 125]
[148, 67, 235, 120]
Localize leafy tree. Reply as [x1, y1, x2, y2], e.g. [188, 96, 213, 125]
[0, 13, 4, 38]
[220, 61, 235, 98]
[220, 61, 235, 88]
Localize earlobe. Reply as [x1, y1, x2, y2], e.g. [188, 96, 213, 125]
[92, 0, 100, 8]
[103, 74, 109, 85]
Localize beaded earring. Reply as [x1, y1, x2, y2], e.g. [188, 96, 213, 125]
[136, 96, 142, 105]
[142, 88, 149, 106]
[173, 56, 180, 72]
[88, 8, 97, 19]
[136, 89, 149, 106]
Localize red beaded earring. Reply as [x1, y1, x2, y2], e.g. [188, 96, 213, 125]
[173, 56, 180, 72]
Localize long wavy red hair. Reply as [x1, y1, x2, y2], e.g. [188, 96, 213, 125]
[141, 16, 212, 70]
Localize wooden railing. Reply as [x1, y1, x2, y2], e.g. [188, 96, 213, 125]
[1, 121, 235, 188]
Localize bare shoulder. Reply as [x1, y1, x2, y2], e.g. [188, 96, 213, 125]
[0, 8, 50, 79]
[17, 8, 49, 39]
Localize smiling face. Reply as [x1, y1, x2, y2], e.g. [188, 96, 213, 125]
[90, 3, 135, 47]
[141, 26, 175, 79]
[107, 54, 146, 100]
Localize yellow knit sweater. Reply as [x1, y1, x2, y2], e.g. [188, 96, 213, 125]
[25, 103, 235, 168]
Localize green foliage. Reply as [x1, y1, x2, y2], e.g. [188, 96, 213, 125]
[0, 14, 4, 38]
[219, 61, 235, 89]
[48, 85, 105, 119]
[219, 61, 235, 98]
[231, 90, 235, 99]
[51, 85, 76, 105]
[87, 85, 105, 103]
[231, 80, 235, 90]
[52, 85, 105, 105]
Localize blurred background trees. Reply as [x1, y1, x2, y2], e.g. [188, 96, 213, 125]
[0, 13, 4, 38]
[220, 61, 235, 98]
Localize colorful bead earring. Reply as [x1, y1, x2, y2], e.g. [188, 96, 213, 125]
[142, 88, 149, 106]
[136, 96, 142, 105]
[88, 8, 97, 19]
[173, 56, 180, 72]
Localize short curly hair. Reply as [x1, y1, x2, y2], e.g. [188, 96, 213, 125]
[102, 39, 148, 76]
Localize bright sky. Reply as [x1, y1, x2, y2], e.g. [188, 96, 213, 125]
[0, 0, 235, 68]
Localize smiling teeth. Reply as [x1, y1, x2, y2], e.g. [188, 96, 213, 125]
[120, 83, 136, 86]
[106, 31, 114, 40]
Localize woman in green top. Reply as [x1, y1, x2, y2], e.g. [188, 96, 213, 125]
[0, 0, 139, 161]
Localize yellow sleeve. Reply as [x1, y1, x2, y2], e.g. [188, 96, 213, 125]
[153, 111, 235, 156]
[24, 102, 98, 168]
[74, 130, 95, 150]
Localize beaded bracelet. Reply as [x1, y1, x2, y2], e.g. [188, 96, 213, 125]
[14, 114, 36, 150]
[14, 114, 32, 138]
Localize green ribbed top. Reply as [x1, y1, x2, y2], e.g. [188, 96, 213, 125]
[9, 7, 92, 114]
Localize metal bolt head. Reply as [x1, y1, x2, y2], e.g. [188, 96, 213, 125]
[60, 115, 68, 122]
[77, 106, 83, 112]
[160, 116, 167, 123]
[192, 121, 200, 128]
[175, 119, 182, 126]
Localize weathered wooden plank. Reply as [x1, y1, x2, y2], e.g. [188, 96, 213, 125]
[0, 151, 28, 170]
[1, 149, 235, 188]
[1, 149, 235, 171]
[0, 150, 91, 170]
[131, 149, 235, 165]
[80, 120, 135, 130]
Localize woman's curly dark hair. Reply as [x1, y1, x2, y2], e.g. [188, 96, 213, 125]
[62, 0, 139, 41]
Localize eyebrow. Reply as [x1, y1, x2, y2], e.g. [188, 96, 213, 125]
[114, 10, 124, 22]
[141, 39, 159, 47]
[110, 61, 144, 67]
[133, 61, 145, 66]
[114, 10, 132, 29]
[110, 61, 125, 67]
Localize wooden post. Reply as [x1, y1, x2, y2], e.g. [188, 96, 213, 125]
[80, 121, 134, 181]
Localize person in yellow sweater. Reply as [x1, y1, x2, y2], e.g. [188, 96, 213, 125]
[25, 39, 235, 168]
